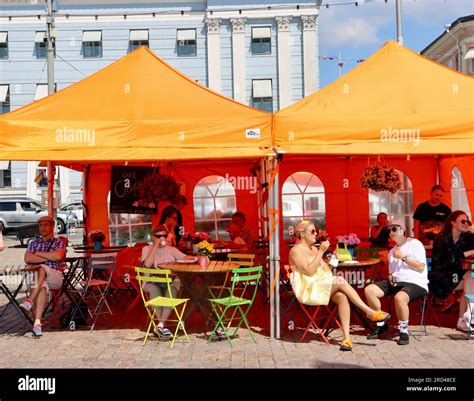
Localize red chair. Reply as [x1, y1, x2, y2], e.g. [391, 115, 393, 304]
[283, 264, 342, 344]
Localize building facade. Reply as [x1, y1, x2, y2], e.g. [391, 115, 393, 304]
[421, 15, 474, 75]
[0, 0, 322, 205]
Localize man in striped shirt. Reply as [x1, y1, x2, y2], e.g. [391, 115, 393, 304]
[20, 215, 66, 337]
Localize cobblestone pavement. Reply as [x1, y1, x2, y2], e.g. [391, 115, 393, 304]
[1, 234, 473, 369]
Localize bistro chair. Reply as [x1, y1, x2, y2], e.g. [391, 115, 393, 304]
[208, 253, 255, 300]
[465, 271, 474, 339]
[208, 266, 262, 346]
[135, 267, 190, 347]
[71, 253, 117, 331]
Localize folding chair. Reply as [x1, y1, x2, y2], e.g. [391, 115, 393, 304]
[135, 267, 190, 347]
[208, 266, 262, 346]
[280, 264, 312, 338]
[465, 271, 474, 340]
[208, 253, 255, 300]
[72, 253, 117, 331]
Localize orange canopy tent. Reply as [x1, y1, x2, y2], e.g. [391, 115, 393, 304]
[0, 46, 272, 162]
[274, 40, 474, 155]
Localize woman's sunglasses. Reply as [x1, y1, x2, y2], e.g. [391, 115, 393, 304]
[460, 219, 472, 226]
[309, 229, 318, 235]
[390, 226, 403, 232]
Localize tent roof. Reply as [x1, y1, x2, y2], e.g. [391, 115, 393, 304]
[274, 40, 474, 155]
[0, 46, 272, 162]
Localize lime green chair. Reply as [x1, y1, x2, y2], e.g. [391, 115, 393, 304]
[208, 253, 255, 299]
[208, 265, 262, 346]
[135, 267, 190, 348]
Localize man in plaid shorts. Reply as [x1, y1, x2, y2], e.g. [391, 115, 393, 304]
[20, 215, 66, 337]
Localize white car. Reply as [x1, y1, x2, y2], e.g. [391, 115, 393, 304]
[60, 201, 84, 226]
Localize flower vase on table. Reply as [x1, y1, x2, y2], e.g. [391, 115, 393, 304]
[197, 255, 210, 268]
[196, 240, 214, 269]
[348, 246, 356, 259]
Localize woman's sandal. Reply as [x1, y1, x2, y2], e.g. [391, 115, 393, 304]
[370, 310, 391, 322]
[339, 338, 353, 351]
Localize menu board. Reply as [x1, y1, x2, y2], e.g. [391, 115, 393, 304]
[109, 166, 158, 214]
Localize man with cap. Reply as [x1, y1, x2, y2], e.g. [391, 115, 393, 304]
[20, 215, 66, 337]
[364, 220, 428, 345]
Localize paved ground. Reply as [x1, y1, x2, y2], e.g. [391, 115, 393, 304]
[1, 233, 473, 369]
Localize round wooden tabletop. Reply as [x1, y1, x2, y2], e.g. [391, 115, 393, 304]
[159, 260, 239, 273]
[336, 257, 380, 268]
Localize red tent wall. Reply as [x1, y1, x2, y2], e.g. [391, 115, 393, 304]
[84, 160, 261, 245]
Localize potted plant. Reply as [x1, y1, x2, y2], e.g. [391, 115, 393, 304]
[89, 229, 106, 250]
[360, 165, 402, 194]
[336, 233, 361, 258]
[192, 232, 209, 253]
[196, 240, 214, 268]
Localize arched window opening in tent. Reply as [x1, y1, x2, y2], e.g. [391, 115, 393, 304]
[368, 170, 414, 237]
[107, 192, 153, 246]
[451, 167, 471, 217]
[282, 172, 326, 240]
[193, 175, 236, 241]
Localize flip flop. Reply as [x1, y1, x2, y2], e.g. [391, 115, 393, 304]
[339, 338, 352, 351]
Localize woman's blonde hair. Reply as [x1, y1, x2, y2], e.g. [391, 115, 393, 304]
[294, 220, 315, 240]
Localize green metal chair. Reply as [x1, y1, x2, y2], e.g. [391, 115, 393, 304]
[135, 267, 190, 348]
[208, 265, 262, 346]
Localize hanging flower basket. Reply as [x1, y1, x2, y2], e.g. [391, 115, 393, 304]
[134, 174, 186, 208]
[360, 165, 402, 194]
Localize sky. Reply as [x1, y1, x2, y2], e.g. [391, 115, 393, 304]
[318, 0, 474, 87]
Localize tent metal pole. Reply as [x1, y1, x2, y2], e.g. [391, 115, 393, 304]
[268, 156, 275, 338]
[47, 162, 55, 218]
[274, 156, 281, 339]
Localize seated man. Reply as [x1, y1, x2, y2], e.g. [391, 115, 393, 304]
[141, 225, 195, 337]
[231, 211, 254, 247]
[364, 220, 428, 345]
[219, 224, 247, 250]
[20, 215, 67, 337]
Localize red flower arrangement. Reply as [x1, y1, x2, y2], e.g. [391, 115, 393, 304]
[360, 165, 402, 194]
[134, 174, 185, 208]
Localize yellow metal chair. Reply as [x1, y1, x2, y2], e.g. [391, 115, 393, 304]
[135, 267, 190, 347]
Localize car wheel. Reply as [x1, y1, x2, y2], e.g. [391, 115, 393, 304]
[56, 219, 66, 234]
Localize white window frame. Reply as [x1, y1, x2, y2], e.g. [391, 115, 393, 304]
[368, 170, 414, 236]
[193, 175, 237, 240]
[177, 29, 197, 57]
[282, 172, 326, 240]
[83, 31, 103, 58]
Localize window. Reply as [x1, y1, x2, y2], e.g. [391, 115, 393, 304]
[0, 84, 9, 114]
[177, 29, 196, 57]
[193, 175, 236, 240]
[0, 202, 15, 211]
[451, 167, 471, 216]
[252, 79, 273, 112]
[34, 83, 56, 101]
[0, 161, 11, 188]
[251, 27, 271, 55]
[107, 192, 153, 246]
[35, 31, 55, 58]
[83, 31, 102, 58]
[282, 172, 326, 240]
[369, 170, 414, 236]
[0, 32, 8, 59]
[129, 30, 149, 52]
[20, 201, 43, 212]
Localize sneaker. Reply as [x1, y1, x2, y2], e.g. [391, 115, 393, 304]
[20, 299, 33, 312]
[367, 322, 389, 340]
[397, 332, 409, 345]
[456, 318, 469, 333]
[32, 323, 42, 337]
[155, 326, 172, 337]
